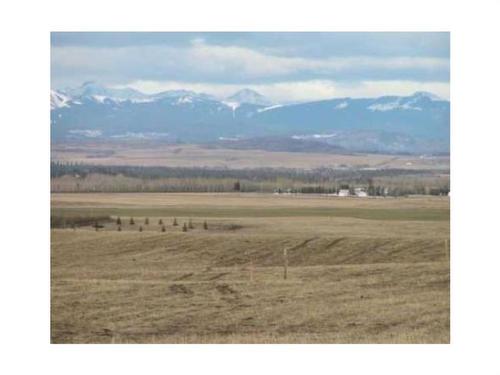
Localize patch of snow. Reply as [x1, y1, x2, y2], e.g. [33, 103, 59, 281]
[50, 90, 71, 110]
[334, 101, 348, 110]
[175, 96, 193, 105]
[413, 91, 443, 101]
[69, 129, 102, 138]
[368, 99, 422, 112]
[257, 104, 283, 113]
[130, 97, 156, 103]
[91, 95, 109, 103]
[222, 101, 240, 118]
[111, 132, 170, 139]
[292, 133, 337, 140]
[218, 137, 240, 141]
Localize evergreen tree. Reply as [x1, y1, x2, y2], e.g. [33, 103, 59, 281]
[203, 220, 208, 230]
[182, 223, 188, 232]
[145, 217, 149, 225]
[158, 218, 163, 225]
[139, 226, 143, 232]
[188, 219, 194, 229]
[116, 217, 121, 225]
[173, 217, 178, 226]
[118, 226, 122, 232]
[161, 225, 166, 232]
[129, 217, 135, 225]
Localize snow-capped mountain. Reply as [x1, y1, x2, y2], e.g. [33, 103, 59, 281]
[65, 81, 147, 101]
[50, 90, 72, 110]
[51, 83, 450, 154]
[226, 89, 273, 106]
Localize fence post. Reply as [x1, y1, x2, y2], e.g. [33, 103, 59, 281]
[283, 248, 288, 280]
[250, 258, 254, 282]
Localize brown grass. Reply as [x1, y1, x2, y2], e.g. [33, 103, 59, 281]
[51, 142, 450, 170]
[51, 193, 449, 344]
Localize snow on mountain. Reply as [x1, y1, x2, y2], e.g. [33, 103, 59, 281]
[334, 101, 349, 110]
[50, 90, 72, 109]
[226, 89, 273, 106]
[367, 92, 447, 112]
[66, 81, 146, 101]
[50, 85, 449, 154]
[292, 133, 337, 140]
[257, 104, 284, 113]
[412, 91, 444, 101]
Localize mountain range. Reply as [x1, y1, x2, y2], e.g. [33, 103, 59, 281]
[51, 82, 450, 154]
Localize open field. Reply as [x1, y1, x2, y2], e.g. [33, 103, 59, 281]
[51, 193, 449, 343]
[51, 142, 450, 170]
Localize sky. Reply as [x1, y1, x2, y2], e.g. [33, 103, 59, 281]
[51, 32, 450, 103]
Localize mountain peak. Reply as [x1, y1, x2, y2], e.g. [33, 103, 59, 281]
[227, 89, 272, 106]
[67, 82, 146, 100]
[411, 91, 444, 101]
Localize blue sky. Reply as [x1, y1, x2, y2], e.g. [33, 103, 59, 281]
[51, 32, 450, 102]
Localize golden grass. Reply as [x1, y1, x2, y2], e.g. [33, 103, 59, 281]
[51, 193, 449, 344]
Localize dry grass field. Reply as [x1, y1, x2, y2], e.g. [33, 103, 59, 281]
[51, 142, 450, 170]
[51, 193, 449, 343]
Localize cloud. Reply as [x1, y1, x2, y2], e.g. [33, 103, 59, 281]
[118, 79, 450, 103]
[51, 33, 449, 102]
[51, 39, 449, 87]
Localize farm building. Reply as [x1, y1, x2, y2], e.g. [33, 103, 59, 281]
[338, 189, 350, 197]
[354, 188, 368, 197]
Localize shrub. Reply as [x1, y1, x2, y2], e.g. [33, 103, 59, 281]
[161, 225, 166, 232]
[158, 218, 163, 225]
[50, 214, 111, 228]
[182, 223, 188, 232]
[116, 217, 121, 225]
[145, 217, 149, 225]
[118, 226, 122, 232]
[129, 217, 135, 225]
[203, 220, 208, 230]
[139, 226, 143, 232]
[188, 219, 194, 229]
